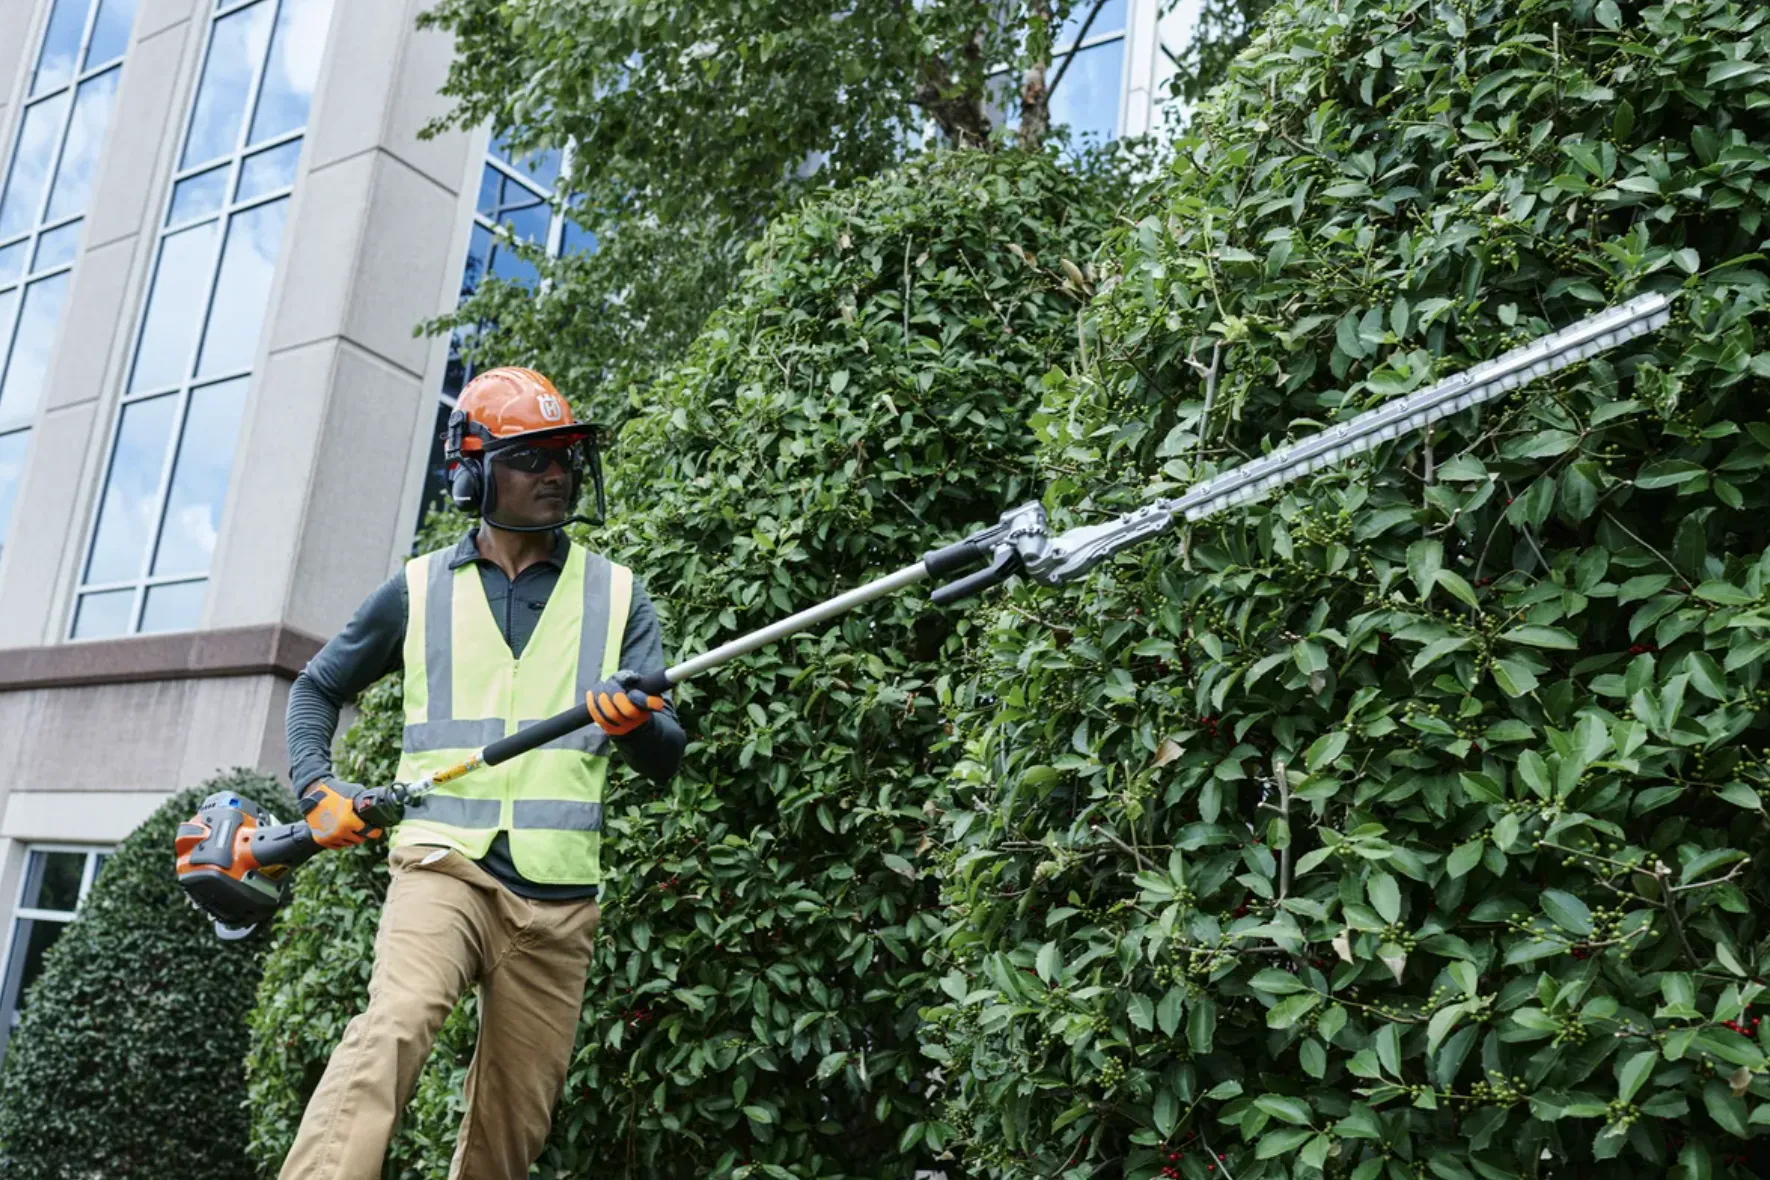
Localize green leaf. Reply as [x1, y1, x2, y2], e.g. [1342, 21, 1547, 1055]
[1694, 581, 1756, 605]
[1305, 730, 1348, 772]
[1716, 782, 1762, 810]
[1541, 889, 1593, 937]
[1251, 968, 1308, 994]
[1157, 986, 1185, 1037]
[1408, 539, 1443, 599]
[1266, 992, 1322, 1029]
[1704, 1080, 1749, 1137]
[1617, 1050, 1656, 1102]
[1708, 59, 1765, 85]
[1595, 0, 1621, 28]
[1188, 995, 1216, 1052]
[1492, 658, 1540, 697]
[1300, 1038, 1327, 1078]
[744, 1104, 776, 1125]
[1128, 994, 1156, 1031]
[1376, 1024, 1402, 1077]
[1447, 839, 1485, 878]
[1368, 871, 1401, 923]
[1154, 1087, 1180, 1137]
[1036, 941, 1061, 983]
[1502, 625, 1579, 650]
[1254, 1094, 1313, 1125]
[1436, 569, 1481, 610]
[1256, 1127, 1314, 1158]
[828, 369, 850, 394]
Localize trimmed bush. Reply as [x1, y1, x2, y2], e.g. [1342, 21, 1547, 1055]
[247, 147, 1130, 1178]
[928, 1, 1770, 1177]
[0, 770, 294, 1179]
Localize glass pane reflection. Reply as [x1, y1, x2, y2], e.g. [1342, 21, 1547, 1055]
[248, 0, 332, 146]
[195, 198, 287, 378]
[31, 220, 82, 270]
[1057, 0, 1127, 48]
[29, 0, 87, 96]
[0, 95, 72, 239]
[0, 429, 31, 553]
[86, 0, 141, 69]
[139, 579, 207, 633]
[235, 139, 302, 201]
[45, 68, 122, 222]
[84, 392, 177, 583]
[71, 588, 134, 638]
[0, 273, 72, 423]
[151, 377, 246, 575]
[181, 2, 274, 170]
[167, 166, 228, 226]
[1049, 40, 1123, 144]
[22, 850, 85, 912]
[129, 222, 217, 392]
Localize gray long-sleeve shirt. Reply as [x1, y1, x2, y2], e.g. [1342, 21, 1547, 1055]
[287, 527, 685, 900]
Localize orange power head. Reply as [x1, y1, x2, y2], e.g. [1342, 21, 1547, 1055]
[175, 791, 316, 938]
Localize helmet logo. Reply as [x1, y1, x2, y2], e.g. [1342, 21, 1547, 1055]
[536, 393, 564, 422]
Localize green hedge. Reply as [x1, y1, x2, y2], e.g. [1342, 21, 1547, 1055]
[927, 1, 1770, 1177]
[0, 770, 293, 1179]
[247, 147, 1130, 1178]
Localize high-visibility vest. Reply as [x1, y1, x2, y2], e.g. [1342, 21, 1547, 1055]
[391, 542, 632, 886]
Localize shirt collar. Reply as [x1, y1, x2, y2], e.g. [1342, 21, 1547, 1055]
[447, 527, 570, 571]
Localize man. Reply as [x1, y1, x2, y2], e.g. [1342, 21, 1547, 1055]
[278, 367, 685, 1179]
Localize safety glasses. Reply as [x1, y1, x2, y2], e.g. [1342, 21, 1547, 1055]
[492, 440, 586, 475]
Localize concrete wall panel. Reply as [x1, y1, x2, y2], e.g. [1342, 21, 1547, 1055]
[83, 15, 199, 250]
[285, 343, 424, 637]
[204, 338, 337, 630]
[43, 234, 133, 412]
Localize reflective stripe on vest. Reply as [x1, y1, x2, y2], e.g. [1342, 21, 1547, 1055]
[391, 542, 632, 885]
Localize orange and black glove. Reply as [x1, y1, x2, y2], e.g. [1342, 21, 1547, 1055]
[300, 777, 399, 849]
[587, 670, 666, 737]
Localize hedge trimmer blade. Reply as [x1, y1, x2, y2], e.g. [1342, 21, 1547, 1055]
[1168, 292, 1672, 523]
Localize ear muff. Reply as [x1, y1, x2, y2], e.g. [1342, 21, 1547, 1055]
[449, 457, 484, 513]
[445, 408, 489, 516]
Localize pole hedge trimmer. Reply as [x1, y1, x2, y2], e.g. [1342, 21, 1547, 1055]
[176, 293, 1671, 938]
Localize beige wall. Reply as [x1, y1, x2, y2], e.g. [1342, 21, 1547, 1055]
[0, 0, 476, 814]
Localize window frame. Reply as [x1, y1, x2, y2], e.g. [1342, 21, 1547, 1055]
[0, 843, 110, 1056]
[68, 0, 328, 640]
[0, 0, 139, 554]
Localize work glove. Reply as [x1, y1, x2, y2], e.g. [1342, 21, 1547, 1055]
[587, 670, 666, 736]
[300, 777, 400, 849]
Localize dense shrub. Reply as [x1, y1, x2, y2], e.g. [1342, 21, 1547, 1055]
[247, 148, 1129, 1178]
[927, 2, 1770, 1177]
[0, 770, 293, 1179]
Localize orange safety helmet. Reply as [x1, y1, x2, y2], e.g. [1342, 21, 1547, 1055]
[444, 367, 605, 530]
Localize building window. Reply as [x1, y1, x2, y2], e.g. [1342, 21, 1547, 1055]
[0, 0, 138, 558]
[414, 133, 594, 537]
[70, 0, 334, 639]
[1046, 0, 1128, 143]
[985, 0, 1130, 148]
[0, 845, 109, 1060]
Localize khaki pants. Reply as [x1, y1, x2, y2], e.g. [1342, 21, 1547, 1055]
[279, 843, 601, 1180]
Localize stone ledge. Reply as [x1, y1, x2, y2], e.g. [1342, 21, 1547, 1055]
[0, 625, 324, 691]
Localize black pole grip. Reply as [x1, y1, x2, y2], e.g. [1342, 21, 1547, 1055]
[634, 668, 671, 697]
[248, 821, 322, 870]
[930, 547, 1019, 606]
[483, 703, 594, 765]
[922, 539, 985, 577]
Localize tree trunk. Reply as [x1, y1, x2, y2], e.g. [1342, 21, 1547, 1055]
[1019, 0, 1053, 150]
[915, 26, 994, 148]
